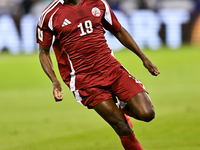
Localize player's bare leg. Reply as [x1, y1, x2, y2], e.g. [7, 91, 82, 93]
[93, 98, 132, 136]
[122, 92, 155, 122]
[93, 99, 144, 150]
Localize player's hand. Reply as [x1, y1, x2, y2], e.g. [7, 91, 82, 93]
[143, 58, 160, 76]
[53, 81, 63, 102]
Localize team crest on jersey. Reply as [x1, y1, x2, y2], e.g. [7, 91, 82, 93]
[91, 7, 101, 17]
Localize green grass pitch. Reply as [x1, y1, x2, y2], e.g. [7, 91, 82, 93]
[0, 45, 200, 150]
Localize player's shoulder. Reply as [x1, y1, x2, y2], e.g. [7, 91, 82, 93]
[38, 0, 63, 27]
[41, 0, 63, 15]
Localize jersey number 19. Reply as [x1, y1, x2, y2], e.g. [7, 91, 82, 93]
[78, 20, 93, 36]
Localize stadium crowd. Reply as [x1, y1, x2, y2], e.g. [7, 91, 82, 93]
[0, 0, 199, 54]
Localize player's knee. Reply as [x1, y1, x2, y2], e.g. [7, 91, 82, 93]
[140, 109, 155, 122]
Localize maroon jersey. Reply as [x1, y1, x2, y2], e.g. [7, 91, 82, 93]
[37, 0, 122, 92]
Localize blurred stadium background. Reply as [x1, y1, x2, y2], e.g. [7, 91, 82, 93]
[0, 0, 200, 150]
[0, 0, 200, 54]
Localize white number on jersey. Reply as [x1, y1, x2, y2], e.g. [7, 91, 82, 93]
[77, 20, 93, 36]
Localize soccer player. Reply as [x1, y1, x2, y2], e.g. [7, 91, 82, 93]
[37, 0, 160, 149]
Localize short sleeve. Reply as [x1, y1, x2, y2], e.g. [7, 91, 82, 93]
[36, 23, 53, 48]
[101, 0, 121, 34]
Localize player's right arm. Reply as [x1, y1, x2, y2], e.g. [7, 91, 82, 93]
[39, 45, 63, 101]
[37, 5, 63, 101]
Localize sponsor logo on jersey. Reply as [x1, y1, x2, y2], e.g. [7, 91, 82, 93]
[91, 7, 101, 17]
[62, 19, 71, 27]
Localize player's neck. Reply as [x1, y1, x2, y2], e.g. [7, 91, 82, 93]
[64, 0, 82, 5]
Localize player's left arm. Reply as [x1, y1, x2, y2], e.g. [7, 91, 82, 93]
[114, 26, 160, 76]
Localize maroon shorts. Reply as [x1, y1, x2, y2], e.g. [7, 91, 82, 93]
[73, 67, 147, 108]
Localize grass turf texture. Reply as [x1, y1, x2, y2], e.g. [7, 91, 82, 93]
[0, 45, 200, 150]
